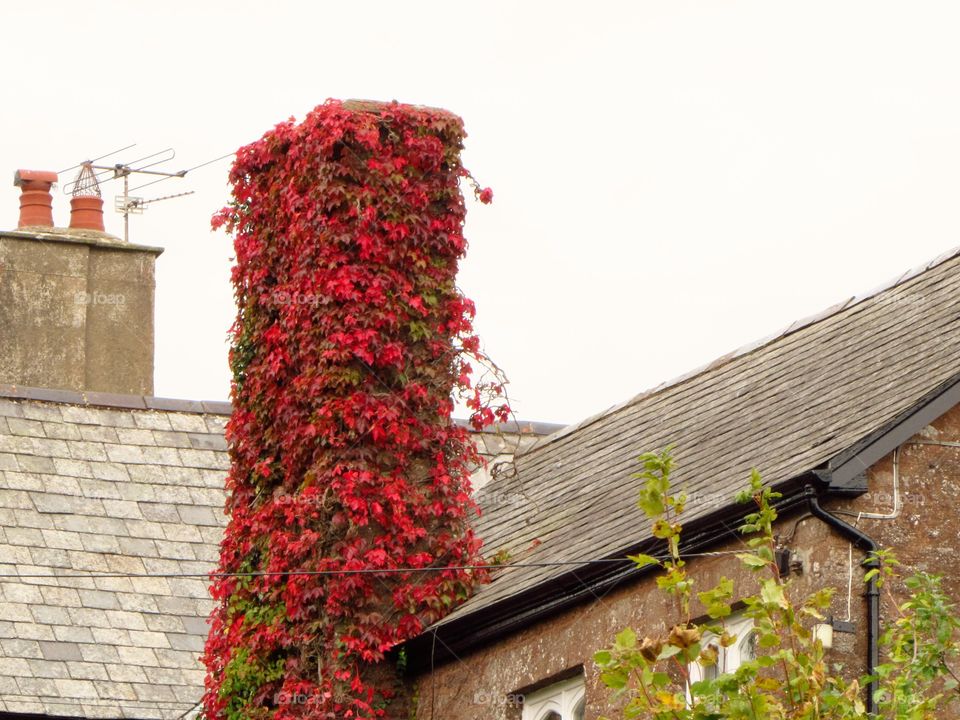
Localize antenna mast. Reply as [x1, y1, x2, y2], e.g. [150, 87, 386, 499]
[107, 162, 191, 243]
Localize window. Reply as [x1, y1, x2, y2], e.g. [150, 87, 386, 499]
[521, 675, 585, 720]
[689, 614, 757, 683]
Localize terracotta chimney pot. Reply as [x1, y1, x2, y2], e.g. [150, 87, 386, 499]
[13, 169, 58, 228]
[69, 196, 105, 232]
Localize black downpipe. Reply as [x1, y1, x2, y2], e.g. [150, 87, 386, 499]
[804, 486, 880, 716]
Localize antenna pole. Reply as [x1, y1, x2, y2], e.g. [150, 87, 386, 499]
[123, 172, 130, 243]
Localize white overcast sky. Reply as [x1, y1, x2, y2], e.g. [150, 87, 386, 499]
[3, 2, 960, 424]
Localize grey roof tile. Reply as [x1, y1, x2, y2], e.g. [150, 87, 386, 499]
[104, 610, 147, 631]
[7, 417, 45, 437]
[101, 499, 143, 519]
[89, 461, 130, 482]
[128, 630, 170, 649]
[132, 413, 173, 431]
[53, 458, 96, 478]
[90, 627, 130, 646]
[6, 526, 44, 546]
[92, 576, 135, 593]
[68, 607, 110, 628]
[177, 449, 223, 470]
[16, 454, 57, 474]
[78, 426, 119, 444]
[168, 414, 209, 433]
[67, 551, 110, 572]
[117, 537, 158, 557]
[78, 479, 124, 500]
[39, 586, 82, 607]
[115, 482, 157, 502]
[40, 474, 83, 496]
[143, 604, 186, 632]
[28, 658, 69, 678]
[3, 471, 44, 491]
[20, 403, 62, 423]
[141, 446, 183, 465]
[0, 602, 33, 622]
[105, 663, 147, 684]
[31, 605, 71, 625]
[66, 661, 109, 681]
[54, 678, 99, 699]
[79, 644, 120, 663]
[1, 582, 44, 603]
[44, 422, 82, 440]
[17, 676, 58, 695]
[39, 641, 83, 661]
[0, 488, 35, 509]
[14, 622, 56, 641]
[187, 433, 227, 451]
[69, 441, 108, 462]
[131, 682, 176, 702]
[2, 638, 43, 658]
[0, 399, 25, 417]
[139, 503, 180, 523]
[115, 428, 156, 446]
[151, 431, 192, 448]
[167, 633, 204, 653]
[116, 645, 157, 667]
[42, 529, 85, 550]
[130, 576, 172, 596]
[78, 590, 120, 610]
[52, 626, 95, 644]
[34, 493, 103, 515]
[104, 444, 145, 464]
[175, 505, 218, 526]
[118, 594, 160, 614]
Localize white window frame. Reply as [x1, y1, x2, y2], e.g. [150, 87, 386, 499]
[688, 613, 757, 684]
[521, 674, 585, 720]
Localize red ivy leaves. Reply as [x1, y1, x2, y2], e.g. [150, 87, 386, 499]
[202, 100, 507, 720]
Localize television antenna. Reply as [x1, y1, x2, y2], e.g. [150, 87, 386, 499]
[60, 145, 235, 242]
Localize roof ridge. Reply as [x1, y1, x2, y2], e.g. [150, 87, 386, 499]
[525, 243, 960, 452]
[0, 382, 560, 435]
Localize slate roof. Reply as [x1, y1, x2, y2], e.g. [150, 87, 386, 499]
[0, 398, 230, 719]
[435, 245, 960, 627]
[0, 390, 555, 719]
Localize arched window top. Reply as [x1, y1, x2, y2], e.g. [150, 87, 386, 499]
[521, 674, 585, 720]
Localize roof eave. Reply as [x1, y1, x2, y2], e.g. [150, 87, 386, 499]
[403, 370, 960, 671]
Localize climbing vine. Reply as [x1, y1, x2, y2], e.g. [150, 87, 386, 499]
[202, 100, 508, 719]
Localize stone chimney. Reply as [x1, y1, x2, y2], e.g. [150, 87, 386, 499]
[0, 168, 164, 395]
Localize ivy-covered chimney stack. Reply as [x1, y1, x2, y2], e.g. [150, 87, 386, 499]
[203, 100, 506, 719]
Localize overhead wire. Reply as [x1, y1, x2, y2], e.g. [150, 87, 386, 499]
[0, 549, 754, 581]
